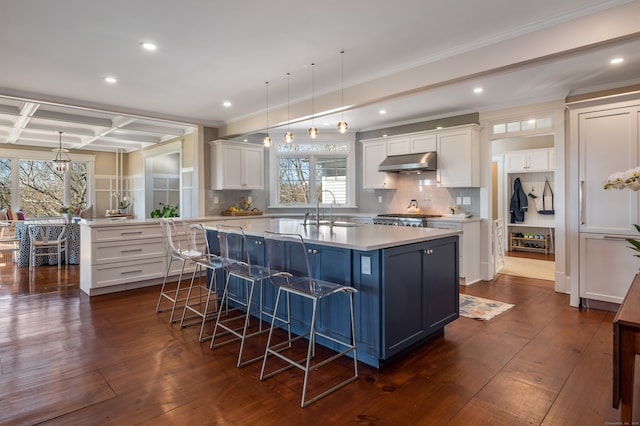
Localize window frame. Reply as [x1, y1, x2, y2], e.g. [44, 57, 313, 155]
[0, 148, 95, 213]
[268, 134, 356, 208]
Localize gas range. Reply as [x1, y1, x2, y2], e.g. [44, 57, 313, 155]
[373, 213, 443, 227]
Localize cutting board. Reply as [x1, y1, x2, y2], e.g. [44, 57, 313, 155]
[221, 209, 263, 216]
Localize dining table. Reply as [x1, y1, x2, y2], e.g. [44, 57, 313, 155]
[14, 222, 81, 267]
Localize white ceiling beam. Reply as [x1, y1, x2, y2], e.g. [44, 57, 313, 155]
[75, 116, 138, 148]
[7, 102, 39, 143]
[121, 121, 191, 136]
[33, 109, 112, 127]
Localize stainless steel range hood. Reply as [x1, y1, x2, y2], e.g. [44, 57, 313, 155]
[378, 152, 437, 173]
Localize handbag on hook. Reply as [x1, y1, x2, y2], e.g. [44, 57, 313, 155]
[536, 179, 554, 215]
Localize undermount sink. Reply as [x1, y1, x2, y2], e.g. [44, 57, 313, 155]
[331, 221, 360, 227]
[302, 220, 359, 227]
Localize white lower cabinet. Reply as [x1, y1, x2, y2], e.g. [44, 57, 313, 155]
[80, 221, 192, 296]
[579, 233, 638, 304]
[426, 219, 481, 285]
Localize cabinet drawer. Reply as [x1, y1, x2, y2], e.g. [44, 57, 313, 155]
[92, 258, 165, 288]
[92, 224, 163, 242]
[92, 238, 165, 265]
[426, 221, 462, 231]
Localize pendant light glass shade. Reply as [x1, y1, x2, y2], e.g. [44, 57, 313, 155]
[284, 72, 294, 143]
[263, 81, 272, 147]
[308, 62, 319, 139]
[337, 50, 348, 133]
[52, 131, 71, 172]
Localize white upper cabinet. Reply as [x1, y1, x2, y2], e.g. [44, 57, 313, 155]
[361, 139, 397, 189]
[436, 125, 480, 187]
[210, 140, 264, 190]
[411, 132, 437, 153]
[505, 148, 554, 172]
[386, 132, 437, 156]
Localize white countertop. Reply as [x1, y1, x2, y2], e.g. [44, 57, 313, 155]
[200, 218, 460, 251]
[81, 217, 460, 250]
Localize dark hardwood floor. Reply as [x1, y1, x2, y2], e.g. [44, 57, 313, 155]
[0, 260, 630, 425]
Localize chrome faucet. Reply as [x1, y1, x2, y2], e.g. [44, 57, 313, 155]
[316, 189, 337, 226]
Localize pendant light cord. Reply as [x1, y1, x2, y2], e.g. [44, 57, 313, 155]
[287, 72, 291, 133]
[340, 50, 344, 121]
[311, 63, 315, 126]
[265, 81, 269, 134]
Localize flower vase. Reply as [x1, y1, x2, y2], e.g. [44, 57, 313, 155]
[118, 208, 126, 215]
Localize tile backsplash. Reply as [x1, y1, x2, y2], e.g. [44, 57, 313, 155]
[360, 172, 480, 216]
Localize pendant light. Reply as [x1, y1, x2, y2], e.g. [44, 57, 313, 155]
[308, 63, 319, 139]
[283, 72, 294, 143]
[263, 81, 272, 147]
[52, 131, 71, 172]
[337, 50, 348, 133]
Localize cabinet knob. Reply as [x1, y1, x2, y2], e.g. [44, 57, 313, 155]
[307, 248, 319, 254]
[254, 240, 263, 245]
[423, 249, 433, 255]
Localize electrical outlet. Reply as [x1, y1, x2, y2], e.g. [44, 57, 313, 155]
[213, 196, 219, 204]
[378, 195, 382, 203]
[463, 196, 471, 205]
[456, 196, 462, 205]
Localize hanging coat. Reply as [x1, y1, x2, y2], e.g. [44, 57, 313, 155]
[509, 177, 528, 223]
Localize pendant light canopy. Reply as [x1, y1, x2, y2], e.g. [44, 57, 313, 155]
[284, 72, 294, 143]
[263, 81, 272, 147]
[308, 62, 319, 139]
[52, 131, 71, 172]
[337, 50, 348, 134]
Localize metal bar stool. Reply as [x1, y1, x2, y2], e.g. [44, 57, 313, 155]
[210, 224, 283, 367]
[179, 223, 223, 342]
[155, 219, 191, 323]
[260, 231, 358, 407]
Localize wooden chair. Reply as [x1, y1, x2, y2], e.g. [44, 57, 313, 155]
[0, 221, 19, 263]
[27, 224, 68, 270]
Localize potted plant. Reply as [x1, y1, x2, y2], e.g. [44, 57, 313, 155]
[150, 202, 179, 218]
[112, 192, 130, 214]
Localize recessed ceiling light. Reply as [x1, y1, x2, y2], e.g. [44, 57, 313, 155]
[382, 134, 388, 137]
[473, 87, 483, 94]
[610, 57, 624, 65]
[436, 126, 443, 130]
[379, 109, 387, 115]
[223, 101, 232, 108]
[140, 42, 157, 51]
[104, 76, 117, 84]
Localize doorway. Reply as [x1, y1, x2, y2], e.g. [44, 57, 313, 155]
[492, 135, 556, 281]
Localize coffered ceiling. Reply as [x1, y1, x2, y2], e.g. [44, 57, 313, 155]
[1, 0, 639, 153]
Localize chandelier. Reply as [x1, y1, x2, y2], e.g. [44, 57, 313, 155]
[52, 131, 71, 172]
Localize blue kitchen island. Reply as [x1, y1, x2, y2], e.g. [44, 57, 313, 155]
[204, 218, 461, 368]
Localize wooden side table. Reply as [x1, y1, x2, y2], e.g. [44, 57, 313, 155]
[613, 272, 640, 424]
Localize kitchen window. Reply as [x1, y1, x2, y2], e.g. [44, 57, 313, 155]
[270, 138, 355, 208]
